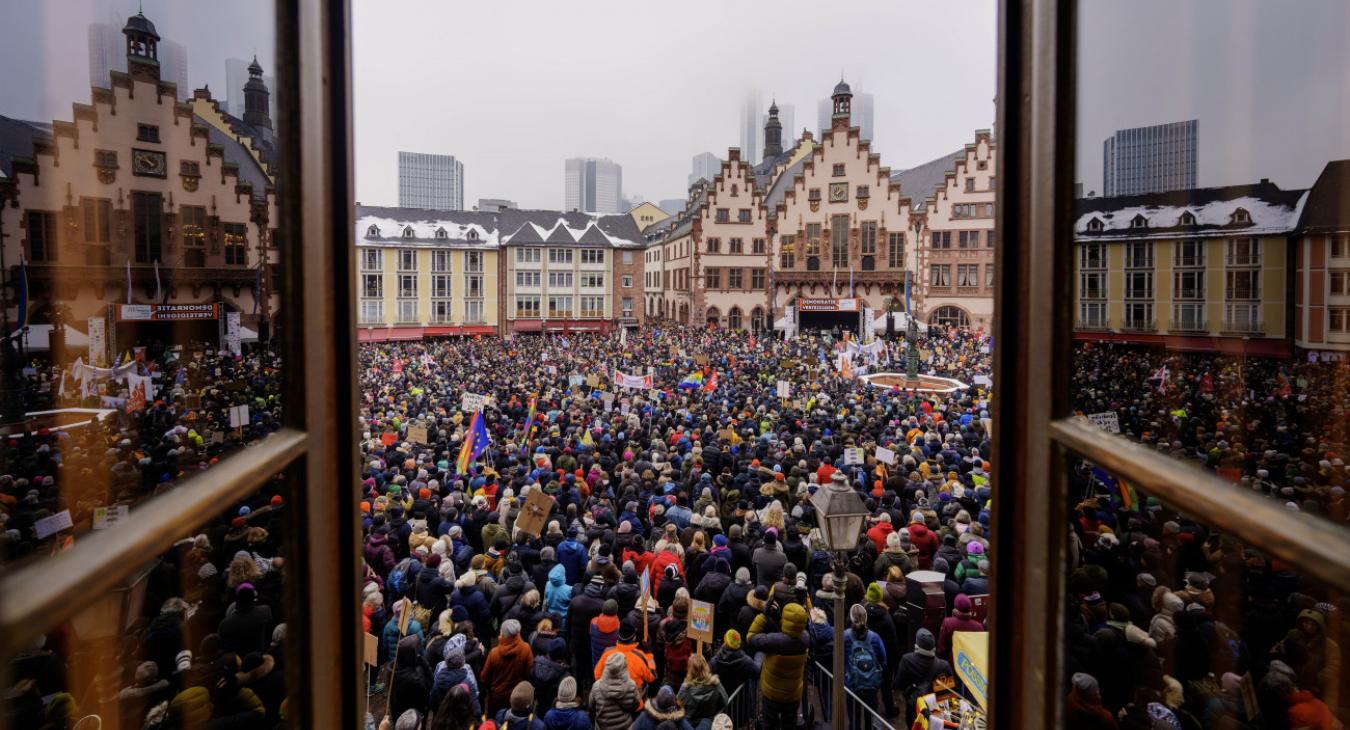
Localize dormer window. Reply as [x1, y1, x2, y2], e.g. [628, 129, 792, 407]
[1086, 217, 1104, 233]
[435, 228, 448, 240]
[1232, 207, 1252, 225]
[402, 226, 415, 238]
[1130, 214, 1148, 229]
[467, 230, 479, 241]
[1179, 211, 1197, 226]
[366, 225, 380, 237]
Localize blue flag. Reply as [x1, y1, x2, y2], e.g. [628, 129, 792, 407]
[456, 410, 489, 474]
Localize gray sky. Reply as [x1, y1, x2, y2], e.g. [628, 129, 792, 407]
[1077, 0, 1350, 193]
[352, 0, 997, 210]
[5, 1, 1346, 207]
[3, 0, 275, 124]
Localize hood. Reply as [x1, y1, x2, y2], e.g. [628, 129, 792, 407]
[682, 677, 722, 701]
[601, 652, 630, 682]
[781, 602, 808, 636]
[954, 594, 972, 613]
[533, 656, 568, 682]
[592, 614, 620, 633]
[645, 703, 686, 722]
[548, 563, 567, 586]
[1298, 608, 1327, 634]
[909, 523, 930, 537]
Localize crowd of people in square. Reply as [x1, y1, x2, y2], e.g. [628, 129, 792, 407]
[356, 324, 993, 729]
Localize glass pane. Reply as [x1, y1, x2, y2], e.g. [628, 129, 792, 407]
[1073, 3, 1350, 523]
[1, 2, 284, 569]
[1063, 459, 1346, 725]
[3, 478, 291, 729]
[355, 4, 998, 728]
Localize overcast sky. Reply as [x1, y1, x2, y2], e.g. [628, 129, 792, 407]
[4, 1, 1348, 208]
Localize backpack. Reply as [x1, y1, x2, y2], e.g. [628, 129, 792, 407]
[844, 635, 883, 693]
[388, 558, 414, 597]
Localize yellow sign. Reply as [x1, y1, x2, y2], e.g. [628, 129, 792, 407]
[952, 631, 988, 710]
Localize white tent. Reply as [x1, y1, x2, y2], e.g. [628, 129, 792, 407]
[869, 310, 928, 335]
[14, 324, 91, 352]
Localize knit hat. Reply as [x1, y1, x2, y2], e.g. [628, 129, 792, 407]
[849, 603, 868, 627]
[915, 628, 936, 656]
[556, 676, 579, 708]
[602, 599, 618, 616]
[619, 621, 637, 643]
[734, 567, 750, 585]
[1072, 672, 1100, 699]
[723, 629, 742, 650]
[864, 582, 884, 604]
[395, 709, 421, 730]
[654, 685, 678, 712]
[510, 681, 535, 714]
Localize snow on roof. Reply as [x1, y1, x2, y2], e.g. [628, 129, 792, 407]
[355, 206, 500, 247]
[1074, 183, 1308, 240]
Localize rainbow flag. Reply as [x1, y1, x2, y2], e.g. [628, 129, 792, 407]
[519, 395, 538, 456]
[456, 409, 489, 474]
[678, 371, 704, 389]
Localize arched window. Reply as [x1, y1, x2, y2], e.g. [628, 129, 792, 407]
[751, 307, 765, 333]
[402, 226, 414, 238]
[728, 307, 743, 330]
[1179, 211, 1196, 226]
[366, 225, 380, 237]
[929, 305, 970, 327]
[1232, 207, 1251, 224]
[705, 306, 721, 326]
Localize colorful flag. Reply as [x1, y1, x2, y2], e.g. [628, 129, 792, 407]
[678, 371, 704, 389]
[581, 428, 594, 448]
[154, 260, 162, 302]
[126, 258, 133, 304]
[520, 395, 538, 457]
[1117, 476, 1137, 511]
[455, 409, 489, 474]
[703, 371, 719, 392]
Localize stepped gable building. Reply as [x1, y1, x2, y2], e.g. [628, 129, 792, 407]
[767, 79, 917, 328]
[1072, 179, 1307, 357]
[1291, 160, 1350, 357]
[685, 148, 771, 331]
[499, 209, 644, 334]
[1, 11, 279, 358]
[354, 206, 501, 340]
[916, 130, 998, 328]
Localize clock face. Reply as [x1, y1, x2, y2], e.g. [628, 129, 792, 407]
[132, 148, 167, 178]
[829, 182, 849, 203]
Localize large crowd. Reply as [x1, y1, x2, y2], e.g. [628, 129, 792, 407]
[1066, 342, 1348, 730]
[356, 324, 994, 729]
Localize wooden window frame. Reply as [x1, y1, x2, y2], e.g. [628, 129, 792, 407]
[0, 2, 363, 729]
[991, 5, 1350, 730]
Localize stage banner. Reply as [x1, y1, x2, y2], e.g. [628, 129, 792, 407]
[613, 369, 653, 389]
[88, 317, 107, 367]
[224, 312, 242, 355]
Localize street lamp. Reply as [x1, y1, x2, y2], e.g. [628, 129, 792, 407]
[810, 470, 870, 730]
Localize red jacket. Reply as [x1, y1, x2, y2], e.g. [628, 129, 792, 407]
[648, 550, 684, 598]
[908, 522, 939, 569]
[866, 521, 895, 554]
[1286, 690, 1336, 730]
[623, 548, 656, 583]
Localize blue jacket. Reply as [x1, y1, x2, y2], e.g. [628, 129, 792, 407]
[493, 708, 545, 730]
[556, 539, 588, 585]
[544, 564, 573, 622]
[541, 707, 591, 730]
[379, 617, 424, 666]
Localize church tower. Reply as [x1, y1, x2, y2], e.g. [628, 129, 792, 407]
[243, 56, 273, 130]
[122, 12, 161, 84]
[763, 100, 783, 161]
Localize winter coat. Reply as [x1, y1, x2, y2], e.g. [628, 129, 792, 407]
[747, 602, 810, 704]
[530, 655, 571, 714]
[907, 523, 939, 569]
[218, 603, 272, 657]
[589, 654, 641, 730]
[567, 579, 609, 665]
[595, 641, 657, 699]
[365, 532, 397, 577]
[542, 706, 592, 730]
[450, 583, 492, 642]
[629, 704, 694, 730]
[481, 634, 534, 717]
[429, 660, 478, 713]
[390, 656, 433, 720]
[710, 645, 759, 696]
[590, 614, 621, 668]
[544, 563, 573, 623]
[751, 546, 788, 587]
[556, 539, 589, 585]
[677, 678, 728, 725]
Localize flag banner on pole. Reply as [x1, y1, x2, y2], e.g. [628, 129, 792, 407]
[456, 409, 489, 474]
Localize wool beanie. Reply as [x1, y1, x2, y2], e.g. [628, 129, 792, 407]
[510, 681, 535, 714]
[723, 629, 742, 650]
[555, 676, 579, 708]
[915, 628, 936, 656]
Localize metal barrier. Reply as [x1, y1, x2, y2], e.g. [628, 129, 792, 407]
[722, 673, 761, 729]
[809, 661, 899, 730]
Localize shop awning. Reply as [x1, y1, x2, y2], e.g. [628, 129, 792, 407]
[357, 327, 424, 342]
[952, 631, 988, 710]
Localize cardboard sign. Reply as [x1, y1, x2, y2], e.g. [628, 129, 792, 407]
[777, 380, 791, 399]
[586, 374, 601, 388]
[843, 447, 864, 465]
[229, 404, 250, 429]
[689, 600, 714, 643]
[717, 428, 735, 442]
[1086, 411, 1121, 434]
[514, 488, 556, 538]
[876, 446, 897, 465]
[407, 424, 429, 444]
[461, 392, 489, 413]
[34, 510, 74, 540]
[569, 374, 586, 387]
[92, 504, 130, 530]
[396, 597, 413, 635]
[364, 633, 379, 667]
[694, 355, 708, 366]
[601, 392, 616, 412]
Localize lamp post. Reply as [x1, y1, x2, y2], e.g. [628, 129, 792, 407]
[811, 470, 870, 730]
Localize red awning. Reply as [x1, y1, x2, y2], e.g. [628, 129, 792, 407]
[1074, 331, 1290, 358]
[357, 327, 423, 342]
[512, 320, 543, 333]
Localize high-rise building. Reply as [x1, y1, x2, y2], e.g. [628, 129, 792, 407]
[398, 152, 465, 211]
[738, 90, 762, 166]
[89, 22, 189, 99]
[477, 198, 517, 212]
[564, 157, 623, 214]
[689, 152, 720, 186]
[1101, 120, 1198, 197]
[226, 58, 276, 119]
[818, 90, 872, 141]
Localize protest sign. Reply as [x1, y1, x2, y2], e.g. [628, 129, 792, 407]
[613, 369, 653, 389]
[689, 600, 714, 644]
[380, 432, 398, 446]
[229, 404, 250, 429]
[515, 488, 556, 538]
[777, 380, 791, 399]
[35, 510, 74, 540]
[461, 392, 489, 413]
[92, 504, 130, 530]
[843, 447, 864, 465]
[407, 424, 429, 444]
[876, 445, 897, 465]
[586, 374, 601, 388]
[364, 633, 379, 666]
[1086, 411, 1121, 434]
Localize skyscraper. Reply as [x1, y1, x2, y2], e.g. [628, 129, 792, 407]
[737, 90, 762, 166]
[1102, 120, 1198, 197]
[226, 58, 276, 119]
[689, 152, 720, 186]
[564, 157, 623, 214]
[89, 22, 189, 99]
[398, 152, 465, 211]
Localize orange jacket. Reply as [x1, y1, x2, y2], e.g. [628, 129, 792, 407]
[594, 641, 656, 705]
